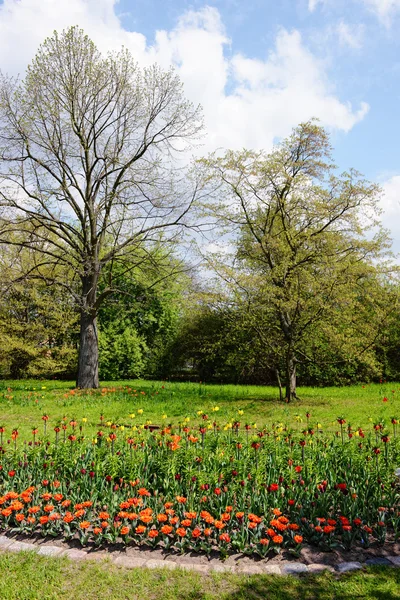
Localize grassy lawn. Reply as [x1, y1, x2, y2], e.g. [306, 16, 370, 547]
[0, 379, 398, 439]
[0, 552, 399, 600]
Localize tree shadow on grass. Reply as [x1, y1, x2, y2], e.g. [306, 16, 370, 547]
[220, 568, 400, 600]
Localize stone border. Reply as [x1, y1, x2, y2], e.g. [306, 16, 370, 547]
[0, 535, 399, 575]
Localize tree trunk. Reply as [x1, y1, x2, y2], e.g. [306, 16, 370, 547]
[275, 368, 283, 402]
[76, 274, 99, 389]
[285, 351, 297, 402]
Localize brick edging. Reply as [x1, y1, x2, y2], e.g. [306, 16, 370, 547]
[0, 535, 398, 575]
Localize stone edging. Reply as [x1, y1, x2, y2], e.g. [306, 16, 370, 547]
[0, 535, 399, 576]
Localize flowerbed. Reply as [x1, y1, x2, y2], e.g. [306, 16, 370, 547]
[0, 410, 399, 558]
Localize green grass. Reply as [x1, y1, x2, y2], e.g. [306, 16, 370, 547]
[0, 379, 398, 440]
[0, 551, 399, 600]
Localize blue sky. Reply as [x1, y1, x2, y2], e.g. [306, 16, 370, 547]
[112, 0, 400, 179]
[0, 0, 399, 240]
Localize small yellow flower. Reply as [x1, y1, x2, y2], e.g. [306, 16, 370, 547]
[129, 413, 136, 419]
[119, 425, 125, 431]
[317, 423, 322, 429]
[253, 423, 257, 429]
[207, 424, 213, 429]
[197, 410, 203, 416]
[106, 421, 112, 427]
[162, 414, 167, 420]
[137, 409, 143, 415]
[238, 410, 244, 416]
[276, 436, 281, 441]
[41, 386, 46, 390]
[82, 418, 87, 423]
[184, 417, 190, 423]
[212, 406, 220, 412]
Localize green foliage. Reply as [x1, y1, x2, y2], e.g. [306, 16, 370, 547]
[97, 252, 187, 380]
[99, 323, 147, 379]
[0, 269, 78, 379]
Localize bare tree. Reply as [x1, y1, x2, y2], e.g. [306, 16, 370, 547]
[0, 26, 204, 388]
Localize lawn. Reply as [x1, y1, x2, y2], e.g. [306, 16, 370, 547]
[0, 551, 399, 600]
[0, 379, 398, 439]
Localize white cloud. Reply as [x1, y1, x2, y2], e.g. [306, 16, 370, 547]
[229, 29, 368, 145]
[0, 0, 368, 153]
[308, 0, 323, 11]
[380, 176, 400, 249]
[336, 21, 364, 49]
[360, 0, 400, 24]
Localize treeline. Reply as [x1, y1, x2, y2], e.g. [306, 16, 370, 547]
[1, 253, 399, 387]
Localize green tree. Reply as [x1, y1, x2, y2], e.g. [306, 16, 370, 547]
[202, 121, 397, 400]
[0, 244, 77, 378]
[0, 26, 203, 388]
[97, 246, 188, 380]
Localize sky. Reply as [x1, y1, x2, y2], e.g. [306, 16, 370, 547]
[0, 0, 400, 247]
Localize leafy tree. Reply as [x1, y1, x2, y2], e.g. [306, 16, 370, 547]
[0, 244, 77, 378]
[202, 121, 397, 400]
[165, 304, 277, 384]
[99, 324, 147, 380]
[0, 26, 203, 388]
[97, 247, 189, 380]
